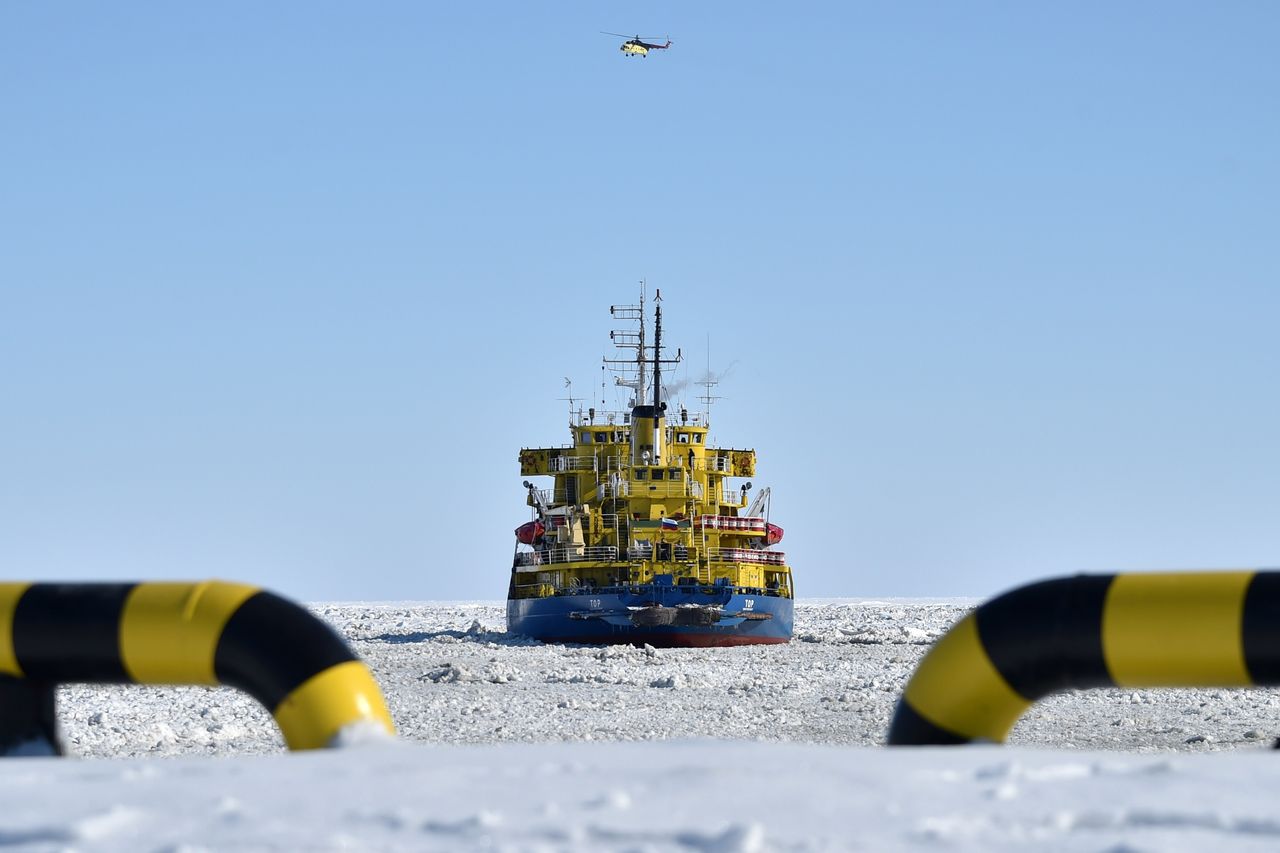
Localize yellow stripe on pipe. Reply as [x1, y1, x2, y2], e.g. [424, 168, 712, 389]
[1103, 571, 1253, 687]
[120, 581, 260, 684]
[901, 612, 1031, 743]
[0, 583, 32, 677]
[273, 660, 396, 750]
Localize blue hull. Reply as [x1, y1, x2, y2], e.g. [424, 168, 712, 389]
[506, 585, 793, 646]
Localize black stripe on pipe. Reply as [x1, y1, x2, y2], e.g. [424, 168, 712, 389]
[1242, 572, 1280, 684]
[0, 677, 61, 756]
[214, 591, 356, 711]
[12, 584, 136, 682]
[975, 574, 1116, 701]
[885, 699, 971, 746]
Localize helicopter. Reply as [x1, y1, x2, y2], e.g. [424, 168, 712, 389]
[600, 32, 672, 58]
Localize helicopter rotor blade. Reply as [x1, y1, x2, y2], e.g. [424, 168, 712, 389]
[599, 31, 632, 38]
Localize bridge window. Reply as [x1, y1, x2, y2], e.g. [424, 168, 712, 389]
[652, 468, 665, 480]
[676, 433, 690, 444]
[668, 469, 682, 481]
[694, 434, 703, 443]
[594, 432, 608, 443]
[634, 469, 647, 480]
[578, 432, 592, 444]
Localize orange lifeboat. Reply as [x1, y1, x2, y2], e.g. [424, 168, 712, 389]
[515, 520, 545, 544]
[765, 523, 784, 546]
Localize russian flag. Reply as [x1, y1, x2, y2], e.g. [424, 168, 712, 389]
[660, 517, 678, 530]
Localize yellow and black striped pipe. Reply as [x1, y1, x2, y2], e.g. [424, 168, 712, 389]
[888, 571, 1280, 746]
[0, 581, 395, 751]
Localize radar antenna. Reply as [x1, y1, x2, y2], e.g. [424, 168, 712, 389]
[605, 280, 647, 403]
[558, 377, 583, 424]
[697, 335, 724, 419]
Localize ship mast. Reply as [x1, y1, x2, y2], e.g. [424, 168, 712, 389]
[697, 335, 722, 424]
[607, 285, 682, 467]
[638, 284, 646, 404]
[649, 288, 680, 409]
[652, 300, 662, 411]
[606, 282, 646, 406]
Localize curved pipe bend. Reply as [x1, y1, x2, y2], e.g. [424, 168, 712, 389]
[0, 581, 395, 751]
[888, 571, 1280, 746]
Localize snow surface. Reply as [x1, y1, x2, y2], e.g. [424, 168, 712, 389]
[10, 600, 1280, 851]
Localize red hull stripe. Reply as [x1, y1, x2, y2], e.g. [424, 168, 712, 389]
[534, 635, 790, 648]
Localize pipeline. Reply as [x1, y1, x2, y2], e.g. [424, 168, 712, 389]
[0, 581, 395, 755]
[888, 571, 1280, 746]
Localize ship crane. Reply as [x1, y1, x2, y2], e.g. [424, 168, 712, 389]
[746, 486, 771, 519]
[745, 486, 784, 548]
[523, 480, 550, 520]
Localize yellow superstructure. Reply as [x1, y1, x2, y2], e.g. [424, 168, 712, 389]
[514, 421, 788, 597]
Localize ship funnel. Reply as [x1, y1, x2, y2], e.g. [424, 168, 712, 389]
[630, 400, 666, 466]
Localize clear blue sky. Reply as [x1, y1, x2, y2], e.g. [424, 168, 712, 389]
[3, 2, 1277, 602]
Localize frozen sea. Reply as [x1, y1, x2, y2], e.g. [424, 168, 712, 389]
[10, 599, 1280, 851]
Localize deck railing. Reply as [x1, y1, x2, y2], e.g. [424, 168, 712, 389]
[706, 548, 787, 565]
[719, 488, 746, 505]
[515, 545, 619, 567]
[551, 456, 597, 473]
[704, 455, 731, 473]
[534, 487, 575, 505]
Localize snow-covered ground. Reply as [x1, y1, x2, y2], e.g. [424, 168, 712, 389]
[10, 600, 1280, 850]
